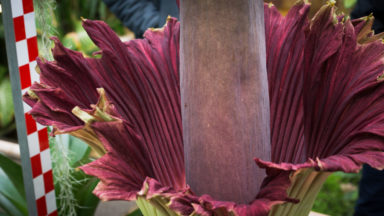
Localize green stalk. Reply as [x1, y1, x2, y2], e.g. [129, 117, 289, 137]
[269, 169, 330, 216]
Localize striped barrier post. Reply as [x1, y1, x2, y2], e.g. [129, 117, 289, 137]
[1, 0, 57, 215]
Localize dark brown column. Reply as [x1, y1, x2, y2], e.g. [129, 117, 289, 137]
[180, 0, 271, 203]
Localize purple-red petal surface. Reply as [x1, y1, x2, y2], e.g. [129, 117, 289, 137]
[24, 18, 185, 196]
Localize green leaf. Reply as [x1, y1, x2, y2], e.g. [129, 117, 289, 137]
[344, 0, 357, 8]
[89, 0, 99, 19]
[0, 154, 27, 216]
[98, 3, 107, 20]
[0, 66, 7, 80]
[67, 135, 91, 167]
[0, 154, 25, 199]
[126, 208, 143, 216]
[0, 78, 14, 128]
[136, 196, 178, 216]
[50, 134, 100, 215]
[74, 177, 100, 216]
[0, 192, 24, 216]
[0, 170, 27, 216]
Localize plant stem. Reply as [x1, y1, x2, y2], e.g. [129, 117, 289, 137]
[180, 0, 270, 203]
[269, 169, 330, 216]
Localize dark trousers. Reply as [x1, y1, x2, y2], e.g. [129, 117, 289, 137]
[354, 165, 384, 216]
[352, 1, 384, 215]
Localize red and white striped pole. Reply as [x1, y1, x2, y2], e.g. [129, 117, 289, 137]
[2, 0, 57, 215]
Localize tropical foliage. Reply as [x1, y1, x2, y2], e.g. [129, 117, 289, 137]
[0, 153, 27, 216]
[0, 136, 100, 216]
[0, 14, 15, 138]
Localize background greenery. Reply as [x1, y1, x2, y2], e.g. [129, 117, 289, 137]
[313, 172, 361, 216]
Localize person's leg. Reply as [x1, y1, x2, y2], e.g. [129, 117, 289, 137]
[352, 1, 384, 215]
[354, 165, 384, 216]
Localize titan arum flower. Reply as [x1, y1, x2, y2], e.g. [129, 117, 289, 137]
[23, 1, 384, 216]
